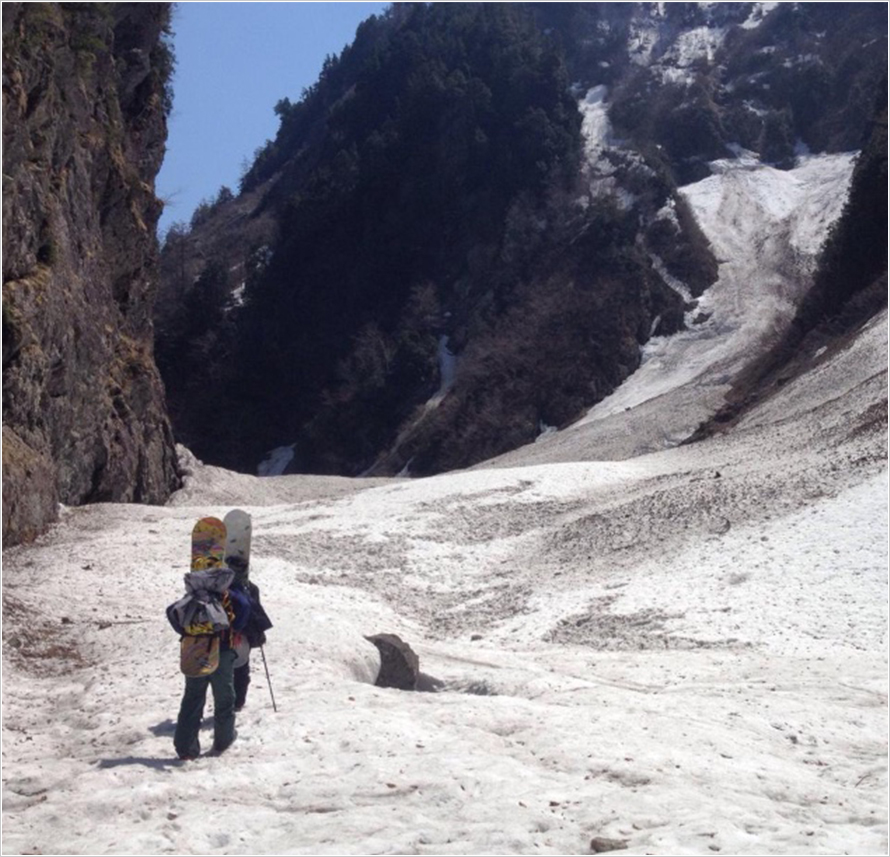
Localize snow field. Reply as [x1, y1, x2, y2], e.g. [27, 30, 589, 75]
[3, 367, 886, 854]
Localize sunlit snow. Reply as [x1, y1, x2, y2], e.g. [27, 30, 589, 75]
[579, 85, 613, 167]
[661, 25, 728, 76]
[577, 86, 637, 212]
[741, 2, 780, 30]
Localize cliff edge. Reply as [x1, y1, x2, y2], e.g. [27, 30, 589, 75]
[2, 3, 179, 545]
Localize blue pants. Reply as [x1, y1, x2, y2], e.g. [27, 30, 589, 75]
[174, 647, 237, 757]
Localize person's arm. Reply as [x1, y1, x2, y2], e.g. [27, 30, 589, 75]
[166, 601, 185, 636]
[229, 588, 251, 632]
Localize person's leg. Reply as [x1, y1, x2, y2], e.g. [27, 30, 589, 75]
[210, 648, 238, 752]
[234, 658, 251, 710]
[174, 676, 210, 758]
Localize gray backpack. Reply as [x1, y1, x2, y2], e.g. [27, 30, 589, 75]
[166, 567, 234, 636]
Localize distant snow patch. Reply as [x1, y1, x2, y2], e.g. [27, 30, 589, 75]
[654, 198, 680, 228]
[426, 335, 457, 410]
[723, 142, 761, 166]
[627, 13, 660, 66]
[650, 254, 693, 304]
[258, 444, 296, 476]
[667, 25, 726, 68]
[741, 2, 779, 29]
[535, 421, 558, 442]
[577, 86, 638, 211]
[579, 85, 613, 164]
[660, 66, 696, 87]
[613, 187, 637, 211]
[647, 19, 728, 84]
[742, 100, 770, 119]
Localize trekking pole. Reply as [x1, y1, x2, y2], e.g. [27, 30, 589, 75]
[260, 646, 278, 712]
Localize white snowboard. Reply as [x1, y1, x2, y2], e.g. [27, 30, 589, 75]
[223, 509, 252, 567]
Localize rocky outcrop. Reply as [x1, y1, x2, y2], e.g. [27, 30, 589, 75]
[2, 3, 179, 546]
[365, 634, 420, 691]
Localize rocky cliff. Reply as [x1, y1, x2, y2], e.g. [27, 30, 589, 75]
[2, 2, 179, 545]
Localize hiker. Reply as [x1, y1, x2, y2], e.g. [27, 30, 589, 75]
[171, 573, 251, 759]
[227, 554, 273, 712]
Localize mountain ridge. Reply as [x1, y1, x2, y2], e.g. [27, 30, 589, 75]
[155, 1, 886, 479]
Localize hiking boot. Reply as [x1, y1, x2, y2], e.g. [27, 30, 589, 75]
[212, 728, 237, 755]
[177, 754, 198, 761]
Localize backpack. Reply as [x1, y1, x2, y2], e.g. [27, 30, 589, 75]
[167, 567, 235, 677]
[180, 635, 221, 678]
[167, 567, 235, 636]
[238, 580, 273, 648]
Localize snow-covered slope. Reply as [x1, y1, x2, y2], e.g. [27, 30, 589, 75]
[491, 151, 857, 466]
[2, 159, 887, 854]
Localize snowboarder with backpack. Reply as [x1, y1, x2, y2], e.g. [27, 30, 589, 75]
[228, 553, 273, 711]
[170, 575, 250, 759]
[222, 509, 273, 712]
[168, 517, 252, 760]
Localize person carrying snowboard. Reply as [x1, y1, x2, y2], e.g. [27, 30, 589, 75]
[227, 554, 273, 711]
[171, 572, 251, 759]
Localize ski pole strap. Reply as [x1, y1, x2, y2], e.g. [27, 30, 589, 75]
[260, 645, 277, 713]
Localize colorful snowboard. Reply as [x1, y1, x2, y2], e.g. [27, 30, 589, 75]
[191, 517, 227, 572]
[180, 634, 220, 677]
[224, 509, 252, 568]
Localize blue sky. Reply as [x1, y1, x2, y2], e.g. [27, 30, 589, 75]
[156, 2, 388, 237]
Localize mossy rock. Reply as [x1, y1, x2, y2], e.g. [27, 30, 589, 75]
[2, 427, 58, 546]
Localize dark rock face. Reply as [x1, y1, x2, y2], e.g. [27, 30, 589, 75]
[365, 633, 420, 691]
[2, 3, 179, 545]
[1, 427, 56, 545]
